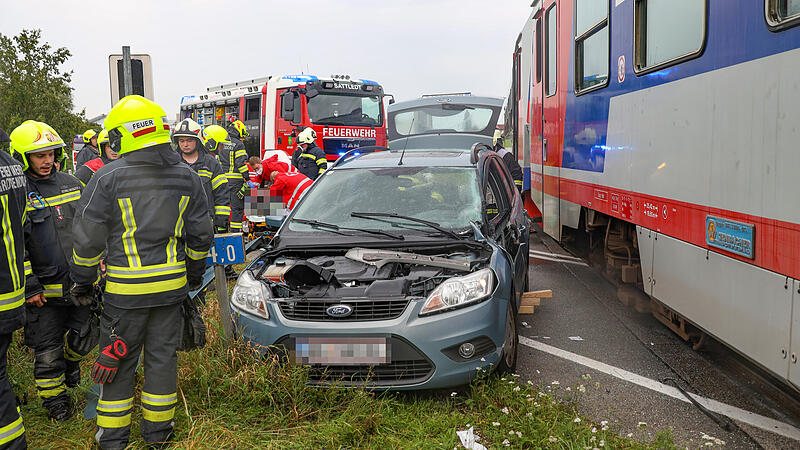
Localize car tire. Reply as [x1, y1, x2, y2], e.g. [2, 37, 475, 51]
[497, 302, 518, 374]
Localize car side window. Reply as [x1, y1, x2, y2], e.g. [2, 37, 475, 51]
[484, 162, 511, 224]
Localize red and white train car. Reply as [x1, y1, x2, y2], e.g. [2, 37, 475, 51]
[511, 0, 800, 388]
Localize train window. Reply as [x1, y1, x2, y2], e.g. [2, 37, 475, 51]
[536, 18, 542, 84]
[766, 0, 800, 30]
[545, 4, 557, 97]
[575, 0, 610, 94]
[634, 0, 706, 74]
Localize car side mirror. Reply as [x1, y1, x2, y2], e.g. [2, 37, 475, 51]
[281, 91, 296, 122]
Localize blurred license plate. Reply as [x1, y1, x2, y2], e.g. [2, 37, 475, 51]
[294, 337, 390, 365]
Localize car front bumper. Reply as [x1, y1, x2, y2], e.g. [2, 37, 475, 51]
[232, 294, 510, 390]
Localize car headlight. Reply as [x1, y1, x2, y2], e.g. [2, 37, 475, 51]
[420, 268, 495, 316]
[230, 270, 270, 319]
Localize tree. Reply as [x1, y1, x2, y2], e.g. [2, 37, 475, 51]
[0, 29, 96, 169]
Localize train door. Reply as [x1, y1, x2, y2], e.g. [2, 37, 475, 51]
[530, 10, 545, 219]
[541, 0, 561, 239]
[791, 280, 800, 387]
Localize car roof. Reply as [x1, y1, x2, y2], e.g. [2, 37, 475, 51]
[388, 95, 504, 112]
[333, 149, 477, 169]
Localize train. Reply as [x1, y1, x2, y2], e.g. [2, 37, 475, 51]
[509, 0, 800, 390]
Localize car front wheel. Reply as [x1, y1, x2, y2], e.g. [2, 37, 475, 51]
[497, 303, 518, 373]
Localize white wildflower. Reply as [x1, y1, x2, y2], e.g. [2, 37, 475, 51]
[599, 440, 605, 447]
[512, 373, 520, 377]
[627, 433, 633, 438]
[502, 439, 510, 447]
[501, 377, 506, 381]
[591, 427, 597, 433]
[538, 392, 546, 397]
[573, 417, 581, 423]
[590, 436, 597, 442]
[714, 438, 726, 445]
[527, 380, 533, 385]
[526, 412, 533, 417]
[578, 384, 586, 393]
[600, 420, 608, 426]
[492, 422, 501, 427]
[533, 402, 539, 407]
[551, 380, 560, 386]
[480, 357, 486, 362]
[450, 392, 457, 397]
[704, 443, 714, 447]
[501, 407, 509, 414]
[637, 421, 647, 427]
[509, 430, 515, 435]
[566, 387, 571, 391]
[549, 436, 558, 443]
[601, 425, 609, 431]
[536, 369, 541, 374]
[515, 431, 522, 438]
[513, 386, 521, 392]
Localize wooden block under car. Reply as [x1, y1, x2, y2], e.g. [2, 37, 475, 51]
[519, 305, 535, 315]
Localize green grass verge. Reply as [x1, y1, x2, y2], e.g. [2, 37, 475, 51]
[6, 277, 677, 449]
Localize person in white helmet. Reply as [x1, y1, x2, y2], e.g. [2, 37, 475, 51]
[291, 127, 327, 181]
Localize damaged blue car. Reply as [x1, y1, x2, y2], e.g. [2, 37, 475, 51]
[230, 145, 530, 389]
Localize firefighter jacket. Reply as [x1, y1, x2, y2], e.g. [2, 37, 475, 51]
[23, 170, 83, 304]
[0, 151, 29, 333]
[496, 147, 523, 192]
[182, 149, 230, 229]
[75, 144, 99, 168]
[71, 144, 213, 309]
[74, 154, 111, 185]
[292, 143, 327, 181]
[219, 140, 249, 187]
[271, 172, 312, 210]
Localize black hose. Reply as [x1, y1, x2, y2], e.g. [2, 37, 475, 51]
[662, 377, 735, 432]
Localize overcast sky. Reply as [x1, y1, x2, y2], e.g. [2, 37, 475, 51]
[0, 0, 532, 120]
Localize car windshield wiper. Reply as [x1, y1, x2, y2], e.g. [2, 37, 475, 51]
[350, 212, 461, 240]
[292, 218, 404, 240]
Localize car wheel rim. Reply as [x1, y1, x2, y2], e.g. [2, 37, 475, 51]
[503, 307, 516, 367]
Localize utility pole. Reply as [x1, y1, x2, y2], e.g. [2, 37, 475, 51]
[122, 46, 133, 97]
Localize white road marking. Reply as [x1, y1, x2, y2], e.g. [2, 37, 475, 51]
[519, 336, 800, 442]
[529, 249, 585, 261]
[529, 252, 589, 266]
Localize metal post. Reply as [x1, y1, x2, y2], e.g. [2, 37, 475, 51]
[122, 46, 133, 97]
[214, 264, 233, 340]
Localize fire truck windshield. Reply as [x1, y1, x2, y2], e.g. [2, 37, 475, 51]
[307, 93, 383, 127]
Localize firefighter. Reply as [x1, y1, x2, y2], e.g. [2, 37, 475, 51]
[75, 129, 100, 168]
[291, 127, 327, 181]
[203, 124, 248, 233]
[0, 127, 28, 449]
[9, 121, 92, 421]
[226, 119, 250, 155]
[71, 96, 213, 449]
[74, 129, 120, 185]
[493, 130, 523, 193]
[261, 155, 312, 210]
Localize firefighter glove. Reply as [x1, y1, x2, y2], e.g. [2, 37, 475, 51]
[70, 283, 94, 306]
[236, 183, 248, 200]
[91, 336, 128, 384]
[187, 274, 203, 292]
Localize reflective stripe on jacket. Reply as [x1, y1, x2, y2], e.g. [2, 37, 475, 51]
[0, 151, 29, 333]
[72, 145, 213, 309]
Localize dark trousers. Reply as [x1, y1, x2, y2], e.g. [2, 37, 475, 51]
[229, 181, 245, 231]
[0, 333, 26, 449]
[24, 303, 89, 405]
[95, 303, 182, 450]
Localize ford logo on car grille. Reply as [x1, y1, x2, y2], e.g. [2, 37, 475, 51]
[326, 304, 353, 318]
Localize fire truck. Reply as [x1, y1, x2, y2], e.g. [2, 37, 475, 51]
[179, 74, 387, 160]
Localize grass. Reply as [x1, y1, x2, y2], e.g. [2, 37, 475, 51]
[6, 276, 678, 449]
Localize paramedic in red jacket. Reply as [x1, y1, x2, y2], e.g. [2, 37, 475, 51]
[261, 155, 312, 210]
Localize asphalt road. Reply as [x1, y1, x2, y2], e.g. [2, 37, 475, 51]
[518, 227, 800, 449]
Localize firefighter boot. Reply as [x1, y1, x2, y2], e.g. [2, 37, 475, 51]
[45, 392, 72, 421]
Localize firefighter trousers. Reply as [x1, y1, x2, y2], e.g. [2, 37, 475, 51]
[95, 303, 182, 450]
[229, 180, 245, 231]
[24, 303, 90, 405]
[0, 333, 26, 450]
